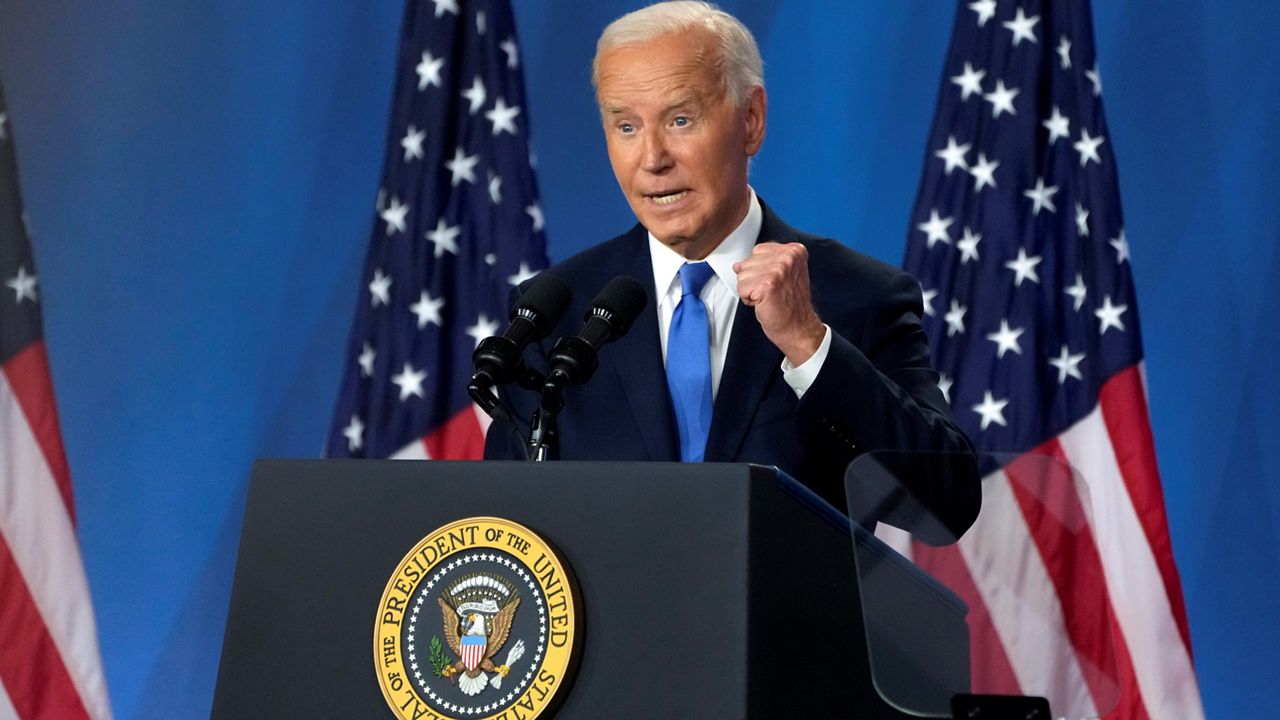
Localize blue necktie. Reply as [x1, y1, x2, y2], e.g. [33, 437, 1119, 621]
[667, 262, 716, 462]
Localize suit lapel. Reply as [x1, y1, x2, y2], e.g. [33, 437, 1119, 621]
[704, 202, 791, 462]
[598, 228, 680, 461]
[704, 302, 782, 461]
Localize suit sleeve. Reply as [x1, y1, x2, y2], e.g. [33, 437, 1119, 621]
[795, 268, 980, 543]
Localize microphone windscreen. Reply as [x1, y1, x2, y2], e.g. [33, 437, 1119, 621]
[515, 273, 573, 333]
[590, 275, 648, 336]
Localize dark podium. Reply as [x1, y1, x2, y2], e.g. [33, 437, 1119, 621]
[212, 461, 967, 718]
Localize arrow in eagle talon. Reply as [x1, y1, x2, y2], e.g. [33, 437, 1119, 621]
[491, 639, 526, 689]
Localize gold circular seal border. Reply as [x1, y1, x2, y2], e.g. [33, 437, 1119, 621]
[374, 516, 580, 720]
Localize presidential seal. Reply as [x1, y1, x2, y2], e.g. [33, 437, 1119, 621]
[375, 517, 580, 720]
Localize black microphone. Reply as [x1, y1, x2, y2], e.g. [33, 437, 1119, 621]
[471, 273, 572, 388]
[545, 275, 648, 389]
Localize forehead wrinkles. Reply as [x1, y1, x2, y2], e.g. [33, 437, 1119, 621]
[599, 68, 713, 113]
[596, 32, 726, 112]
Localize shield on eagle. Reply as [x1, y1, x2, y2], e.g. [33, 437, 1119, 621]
[459, 616, 487, 672]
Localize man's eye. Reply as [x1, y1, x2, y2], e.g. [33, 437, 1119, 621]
[673, 116, 691, 127]
[619, 122, 635, 134]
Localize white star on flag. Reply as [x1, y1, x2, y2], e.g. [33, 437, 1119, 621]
[986, 319, 1026, 359]
[466, 314, 501, 348]
[507, 262, 539, 287]
[401, 125, 426, 161]
[6, 265, 38, 304]
[462, 77, 487, 115]
[427, 218, 461, 258]
[1048, 345, 1086, 384]
[1057, 36, 1073, 69]
[485, 98, 521, 135]
[380, 196, 409, 235]
[500, 38, 519, 69]
[950, 62, 986, 101]
[968, 0, 996, 27]
[1110, 231, 1131, 264]
[935, 135, 971, 174]
[971, 390, 1009, 430]
[1004, 248, 1043, 287]
[970, 153, 999, 192]
[525, 203, 544, 232]
[1043, 106, 1071, 144]
[391, 362, 428, 401]
[938, 373, 953, 404]
[1095, 295, 1128, 334]
[1002, 8, 1040, 46]
[1086, 64, 1103, 96]
[984, 80, 1019, 118]
[958, 227, 982, 263]
[945, 299, 967, 337]
[432, 0, 459, 18]
[1075, 203, 1090, 236]
[1074, 129, 1105, 167]
[1023, 177, 1059, 215]
[369, 269, 392, 306]
[358, 342, 376, 377]
[343, 415, 365, 452]
[1065, 274, 1088, 311]
[921, 287, 938, 317]
[917, 209, 954, 248]
[446, 147, 480, 186]
[415, 51, 444, 90]
[410, 290, 445, 328]
[488, 171, 503, 204]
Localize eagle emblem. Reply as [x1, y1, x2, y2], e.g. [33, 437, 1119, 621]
[436, 573, 526, 697]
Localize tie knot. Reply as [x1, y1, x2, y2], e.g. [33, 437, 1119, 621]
[679, 262, 715, 298]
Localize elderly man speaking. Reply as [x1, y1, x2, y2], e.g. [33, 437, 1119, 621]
[486, 1, 978, 535]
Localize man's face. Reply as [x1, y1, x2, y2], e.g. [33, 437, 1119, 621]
[595, 29, 766, 260]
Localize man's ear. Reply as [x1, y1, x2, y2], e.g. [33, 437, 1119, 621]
[744, 85, 767, 156]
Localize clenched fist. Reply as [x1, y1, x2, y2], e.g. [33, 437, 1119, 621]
[733, 242, 826, 365]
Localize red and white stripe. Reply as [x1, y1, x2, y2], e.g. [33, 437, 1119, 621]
[392, 404, 491, 460]
[460, 641, 486, 672]
[1058, 366, 1201, 718]
[882, 364, 1202, 718]
[1, 342, 112, 720]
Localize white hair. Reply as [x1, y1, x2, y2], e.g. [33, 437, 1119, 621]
[592, 1, 765, 107]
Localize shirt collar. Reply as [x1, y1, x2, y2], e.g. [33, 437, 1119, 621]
[647, 189, 761, 300]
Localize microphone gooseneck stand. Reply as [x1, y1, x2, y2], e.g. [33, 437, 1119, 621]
[525, 275, 648, 462]
[467, 273, 573, 457]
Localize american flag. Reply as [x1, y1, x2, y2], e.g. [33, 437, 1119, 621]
[899, 1, 1203, 717]
[326, 0, 548, 460]
[0, 84, 112, 718]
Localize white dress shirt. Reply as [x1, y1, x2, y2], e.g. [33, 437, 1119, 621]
[648, 190, 831, 400]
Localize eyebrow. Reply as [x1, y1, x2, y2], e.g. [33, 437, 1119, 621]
[601, 94, 702, 117]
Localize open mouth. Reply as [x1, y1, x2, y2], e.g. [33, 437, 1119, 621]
[649, 190, 689, 206]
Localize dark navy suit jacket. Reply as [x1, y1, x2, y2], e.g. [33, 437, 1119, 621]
[485, 203, 979, 538]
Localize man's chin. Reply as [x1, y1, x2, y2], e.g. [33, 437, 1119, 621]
[654, 232, 720, 260]
[648, 229, 693, 250]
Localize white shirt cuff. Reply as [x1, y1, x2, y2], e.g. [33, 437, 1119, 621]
[781, 324, 832, 399]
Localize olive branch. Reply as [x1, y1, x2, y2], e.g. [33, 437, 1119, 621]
[429, 635, 454, 678]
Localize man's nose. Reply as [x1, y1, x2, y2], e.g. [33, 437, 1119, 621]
[640, 131, 673, 173]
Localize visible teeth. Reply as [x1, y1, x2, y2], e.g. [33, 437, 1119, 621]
[652, 191, 687, 206]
